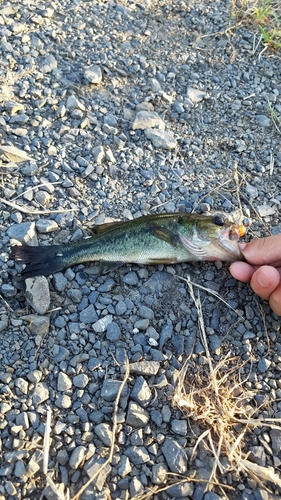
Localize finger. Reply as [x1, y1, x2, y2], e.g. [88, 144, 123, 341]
[229, 261, 257, 282]
[250, 266, 281, 300]
[240, 234, 281, 266]
[269, 284, 281, 316]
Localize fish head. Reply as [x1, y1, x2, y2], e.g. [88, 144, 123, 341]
[179, 214, 249, 261]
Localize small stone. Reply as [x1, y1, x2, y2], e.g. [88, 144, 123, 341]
[69, 446, 86, 469]
[27, 370, 42, 383]
[0, 145, 32, 163]
[84, 65, 103, 84]
[118, 455, 132, 477]
[166, 482, 194, 498]
[8, 222, 37, 245]
[53, 273, 68, 292]
[35, 220, 59, 233]
[34, 190, 50, 205]
[92, 315, 113, 333]
[15, 377, 29, 395]
[124, 446, 150, 465]
[248, 446, 266, 466]
[73, 374, 89, 388]
[92, 145, 105, 164]
[138, 305, 154, 320]
[187, 86, 206, 104]
[130, 476, 144, 497]
[101, 379, 127, 402]
[14, 460, 26, 478]
[1, 284, 16, 297]
[161, 437, 188, 474]
[258, 358, 271, 373]
[79, 304, 98, 324]
[132, 111, 165, 130]
[126, 401, 149, 428]
[40, 54, 58, 73]
[84, 456, 111, 489]
[66, 95, 85, 111]
[57, 372, 72, 391]
[22, 314, 50, 337]
[130, 376, 152, 407]
[256, 115, 271, 127]
[4, 101, 25, 114]
[55, 394, 72, 409]
[95, 423, 113, 446]
[106, 322, 121, 341]
[25, 277, 50, 314]
[130, 361, 160, 376]
[5, 481, 17, 495]
[257, 205, 276, 217]
[32, 383, 49, 405]
[152, 463, 168, 485]
[171, 419, 188, 436]
[57, 449, 69, 465]
[269, 429, 281, 455]
[134, 319, 149, 330]
[144, 129, 177, 149]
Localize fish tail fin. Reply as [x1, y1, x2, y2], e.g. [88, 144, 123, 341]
[11, 245, 66, 278]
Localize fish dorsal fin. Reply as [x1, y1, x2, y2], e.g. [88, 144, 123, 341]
[149, 224, 180, 246]
[90, 220, 126, 236]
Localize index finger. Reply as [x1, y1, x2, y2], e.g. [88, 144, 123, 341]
[241, 234, 281, 267]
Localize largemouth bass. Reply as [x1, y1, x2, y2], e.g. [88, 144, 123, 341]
[11, 213, 249, 279]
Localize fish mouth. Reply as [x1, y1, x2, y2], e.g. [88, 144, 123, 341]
[213, 225, 245, 261]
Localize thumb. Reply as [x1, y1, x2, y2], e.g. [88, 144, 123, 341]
[240, 234, 281, 266]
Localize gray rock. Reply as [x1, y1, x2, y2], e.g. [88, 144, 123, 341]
[152, 463, 168, 484]
[93, 315, 113, 333]
[132, 111, 165, 130]
[130, 376, 152, 407]
[106, 322, 121, 341]
[138, 305, 154, 320]
[257, 205, 276, 217]
[92, 145, 105, 164]
[66, 95, 85, 111]
[69, 446, 86, 469]
[130, 361, 160, 376]
[101, 379, 128, 402]
[40, 54, 58, 73]
[8, 222, 37, 245]
[171, 419, 188, 436]
[166, 481, 194, 498]
[161, 437, 188, 474]
[57, 372, 72, 391]
[84, 65, 102, 84]
[118, 455, 132, 477]
[35, 219, 59, 233]
[248, 446, 266, 466]
[124, 446, 150, 464]
[144, 128, 177, 150]
[122, 272, 139, 285]
[256, 115, 271, 127]
[79, 304, 98, 324]
[14, 460, 26, 478]
[26, 277, 50, 314]
[53, 273, 68, 292]
[204, 493, 222, 500]
[95, 423, 113, 446]
[32, 383, 49, 406]
[73, 374, 89, 388]
[130, 476, 144, 496]
[258, 358, 271, 373]
[84, 456, 111, 489]
[187, 86, 206, 104]
[1, 284, 16, 297]
[15, 377, 29, 395]
[209, 334, 221, 352]
[126, 401, 149, 427]
[134, 319, 149, 330]
[269, 428, 281, 455]
[55, 394, 72, 409]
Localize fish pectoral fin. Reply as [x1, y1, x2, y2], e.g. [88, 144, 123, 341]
[149, 225, 180, 246]
[178, 233, 208, 259]
[100, 260, 124, 274]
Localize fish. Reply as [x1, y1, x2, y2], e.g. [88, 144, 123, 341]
[11, 213, 249, 279]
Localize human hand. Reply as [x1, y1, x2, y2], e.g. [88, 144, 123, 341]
[230, 234, 281, 316]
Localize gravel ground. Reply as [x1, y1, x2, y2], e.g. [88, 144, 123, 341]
[0, 0, 281, 499]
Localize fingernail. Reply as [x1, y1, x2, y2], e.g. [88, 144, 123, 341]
[257, 272, 270, 288]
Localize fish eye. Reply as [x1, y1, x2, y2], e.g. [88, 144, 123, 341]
[243, 217, 251, 227]
[212, 215, 224, 227]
